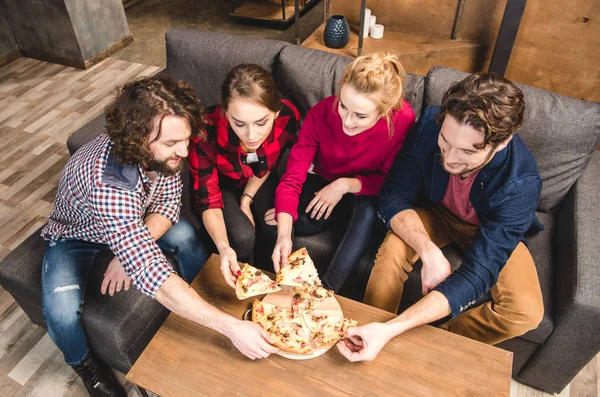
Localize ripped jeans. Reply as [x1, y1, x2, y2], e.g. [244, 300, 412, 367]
[40, 218, 207, 366]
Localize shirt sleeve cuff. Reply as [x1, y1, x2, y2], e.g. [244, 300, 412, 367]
[150, 203, 181, 224]
[433, 275, 479, 318]
[134, 258, 174, 298]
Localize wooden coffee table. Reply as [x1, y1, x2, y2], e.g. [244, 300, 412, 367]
[127, 254, 512, 396]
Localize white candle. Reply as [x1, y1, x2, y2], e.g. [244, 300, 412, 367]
[370, 15, 377, 27]
[370, 24, 384, 39]
[362, 8, 371, 38]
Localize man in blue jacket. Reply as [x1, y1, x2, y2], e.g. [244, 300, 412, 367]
[337, 73, 544, 361]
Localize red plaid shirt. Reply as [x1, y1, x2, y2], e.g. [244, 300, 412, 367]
[189, 99, 300, 213]
[41, 134, 181, 297]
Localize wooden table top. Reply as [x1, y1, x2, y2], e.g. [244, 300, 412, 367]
[127, 254, 512, 397]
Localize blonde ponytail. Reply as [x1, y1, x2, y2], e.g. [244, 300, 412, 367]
[338, 51, 406, 137]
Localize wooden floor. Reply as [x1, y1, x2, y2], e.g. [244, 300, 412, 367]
[0, 58, 598, 396]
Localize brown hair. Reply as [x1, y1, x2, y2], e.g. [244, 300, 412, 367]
[221, 64, 282, 113]
[437, 73, 525, 149]
[104, 76, 205, 166]
[338, 51, 406, 136]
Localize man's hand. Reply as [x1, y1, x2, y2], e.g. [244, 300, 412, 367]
[225, 319, 279, 360]
[101, 256, 131, 296]
[219, 246, 241, 289]
[272, 234, 292, 273]
[336, 323, 394, 362]
[305, 179, 348, 220]
[240, 203, 256, 229]
[420, 247, 452, 295]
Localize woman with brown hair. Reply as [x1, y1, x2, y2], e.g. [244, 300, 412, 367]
[271, 52, 415, 293]
[189, 64, 300, 288]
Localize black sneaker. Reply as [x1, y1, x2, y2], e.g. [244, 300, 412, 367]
[72, 355, 126, 397]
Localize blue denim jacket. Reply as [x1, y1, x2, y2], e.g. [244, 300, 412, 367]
[378, 106, 543, 317]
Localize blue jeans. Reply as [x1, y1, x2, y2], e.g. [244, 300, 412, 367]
[294, 174, 379, 292]
[41, 218, 207, 366]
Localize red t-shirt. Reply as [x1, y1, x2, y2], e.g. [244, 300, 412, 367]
[440, 170, 481, 226]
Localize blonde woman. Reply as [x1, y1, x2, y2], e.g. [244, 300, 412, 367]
[270, 52, 415, 292]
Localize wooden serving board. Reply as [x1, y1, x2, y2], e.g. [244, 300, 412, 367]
[262, 285, 344, 360]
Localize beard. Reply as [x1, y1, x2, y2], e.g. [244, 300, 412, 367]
[440, 150, 494, 177]
[145, 157, 184, 176]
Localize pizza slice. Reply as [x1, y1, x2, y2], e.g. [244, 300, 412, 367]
[236, 263, 281, 300]
[275, 247, 321, 287]
[271, 319, 314, 354]
[292, 284, 333, 317]
[304, 313, 358, 350]
[252, 300, 313, 354]
[252, 300, 293, 330]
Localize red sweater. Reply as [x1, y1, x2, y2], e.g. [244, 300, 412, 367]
[275, 95, 415, 221]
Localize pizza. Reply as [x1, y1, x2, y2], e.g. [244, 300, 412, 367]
[275, 248, 321, 287]
[252, 300, 313, 354]
[250, 247, 357, 356]
[292, 284, 333, 317]
[304, 314, 358, 349]
[236, 263, 281, 300]
[252, 300, 293, 330]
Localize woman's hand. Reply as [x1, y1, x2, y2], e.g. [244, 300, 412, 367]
[272, 234, 293, 273]
[219, 246, 241, 289]
[272, 212, 293, 273]
[305, 179, 348, 220]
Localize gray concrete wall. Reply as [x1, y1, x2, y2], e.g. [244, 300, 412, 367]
[1, 0, 82, 60]
[66, 0, 130, 60]
[0, 10, 18, 57]
[1, 0, 130, 63]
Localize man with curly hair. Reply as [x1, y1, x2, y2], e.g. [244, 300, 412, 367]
[40, 77, 279, 397]
[337, 73, 544, 362]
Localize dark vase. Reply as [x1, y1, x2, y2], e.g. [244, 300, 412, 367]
[323, 15, 350, 49]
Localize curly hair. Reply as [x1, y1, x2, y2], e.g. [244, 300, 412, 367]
[437, 73, 525, 149]
[104, 76, 206, 166]
[221, 64, 282, 113]
[337, 51, 406, 137]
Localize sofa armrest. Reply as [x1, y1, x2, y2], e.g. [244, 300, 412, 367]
[66, 114, 106, 155]
[516, 150, 600, 393]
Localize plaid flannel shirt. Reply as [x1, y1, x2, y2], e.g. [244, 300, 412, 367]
[189, 99, 300, 213]
[41, 134, 182, 297]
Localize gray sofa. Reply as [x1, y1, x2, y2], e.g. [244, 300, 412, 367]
[0, 28, 599, 394]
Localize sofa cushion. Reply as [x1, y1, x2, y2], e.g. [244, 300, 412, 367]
[275, 44, 425, 118]
[166, 28, 289, 108]
[423, 66, 600, 212]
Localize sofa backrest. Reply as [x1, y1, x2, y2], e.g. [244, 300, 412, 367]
[274, 43, 425, 118]
[166, 29, 288, 107]
[165, 28, 424, 119]
[423, 66, 600, 212]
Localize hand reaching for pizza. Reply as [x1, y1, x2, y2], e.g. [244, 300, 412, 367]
[272, 234, 292, 273]
[219, 246, 241, 289]
[336, 322, 393, 362]
[226, 319, 279, 360]
[305, 179, 347, 220]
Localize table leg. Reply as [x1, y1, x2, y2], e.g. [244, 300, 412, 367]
[137, 385, 152, 397]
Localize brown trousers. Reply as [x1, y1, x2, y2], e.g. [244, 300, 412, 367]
[364, 205, 544, 345]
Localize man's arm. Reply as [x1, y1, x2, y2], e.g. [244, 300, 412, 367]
[101, 212, 173, 295]
[337, 291, 450, 362]
[389, 210, 453, 295]
[145, 212, 172, 240]
[154, 273, 278, 359]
